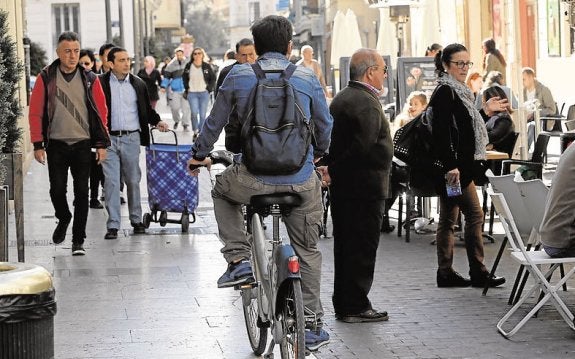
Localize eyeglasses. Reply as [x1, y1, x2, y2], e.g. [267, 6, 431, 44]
[369, 65, 388, 74]
[80, 62, 92, 67]
[192, 52, 202, 56]
[449, 61, 474, 69]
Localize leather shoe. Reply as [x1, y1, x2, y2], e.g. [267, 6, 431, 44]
[104, 228, 118, 240]
[470, 271, 506, 288]
[437, 269, 471, 288]
[336, 309, 389, 323]
[89, 199, 103, 209]
[52, 217, 71, 244]
[131, 222, 146, 235]
[381, 224, 395, 233]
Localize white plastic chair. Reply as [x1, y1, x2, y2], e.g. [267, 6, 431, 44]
[483, 173, 537, 297]
[489, 190, 575, 338]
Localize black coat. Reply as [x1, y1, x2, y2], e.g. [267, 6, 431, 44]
[182, 61, 216, 93]
[431, 84, 486, 191]
[325, 81, 393, 200]
[99, 72, 161, 147]
[136, 68, 162, 102]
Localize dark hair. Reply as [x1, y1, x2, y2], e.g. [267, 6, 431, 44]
[224, 49, 235, 59]
[250, 15, 292, 56]
[58, 31, 79, 43]
[483, 38, 506, 67]
[79, 49, 96, 71]
[107, 47, 127, 62]
[434, 43, 468, 77]
[236, 38, 254, 52]
[98, 43, 115, 57]
[483, 85, 512, 113]
[425, 43, 442, 56]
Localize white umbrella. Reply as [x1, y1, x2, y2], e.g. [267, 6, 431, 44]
[330, 10, 346, 68]
[344, 9, 363, 56]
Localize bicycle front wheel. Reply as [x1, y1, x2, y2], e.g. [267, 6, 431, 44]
[279, 280, 306, 359]
[241, 286, 268, 355]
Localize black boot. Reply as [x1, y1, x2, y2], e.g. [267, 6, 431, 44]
[437, 268, 471, 288]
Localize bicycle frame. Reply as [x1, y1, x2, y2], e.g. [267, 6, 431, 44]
[248, 205, 302, 351]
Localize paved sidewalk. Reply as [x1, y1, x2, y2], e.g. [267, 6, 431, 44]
[5, 99, 575, 358]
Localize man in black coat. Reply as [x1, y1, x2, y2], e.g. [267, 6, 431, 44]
[318, 48, 393, 323]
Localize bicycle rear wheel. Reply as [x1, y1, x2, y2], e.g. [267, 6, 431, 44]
[279, 280, 306, 359]
[241, 286, 268, 355]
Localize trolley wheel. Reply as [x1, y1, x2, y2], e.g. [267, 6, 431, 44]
[143, 213, 151, 228]
[159, 211, 168, 227]
[241, 286, 268, 356]
[181, 213, 190, 232]
[279, 280, 306, 359]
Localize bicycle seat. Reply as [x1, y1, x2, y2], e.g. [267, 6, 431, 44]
[250, 193, 302, 208]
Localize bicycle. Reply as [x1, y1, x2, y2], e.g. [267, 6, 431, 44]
[190, 151, 306, 359]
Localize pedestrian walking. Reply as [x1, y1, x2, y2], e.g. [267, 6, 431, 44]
[28, 31, 110, 255]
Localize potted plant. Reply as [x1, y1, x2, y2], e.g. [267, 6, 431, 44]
[0, 9, 24, 198]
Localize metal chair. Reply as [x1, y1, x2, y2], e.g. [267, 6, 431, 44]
[489, 191, 575, 338]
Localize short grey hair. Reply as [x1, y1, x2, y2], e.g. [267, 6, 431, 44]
[349, 49, 379, 81]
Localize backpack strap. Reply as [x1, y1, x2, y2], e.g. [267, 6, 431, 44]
[251, 62, 297, 80]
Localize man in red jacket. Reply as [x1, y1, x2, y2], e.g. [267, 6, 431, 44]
[28, 31, 109, 256]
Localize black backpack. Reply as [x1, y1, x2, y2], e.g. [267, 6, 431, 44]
[240, 63, 313, 175]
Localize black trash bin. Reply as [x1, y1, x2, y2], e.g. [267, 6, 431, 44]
[0, 262, 57, 359]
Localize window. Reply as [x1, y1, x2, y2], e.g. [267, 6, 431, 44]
[52, 4, 80, 45]
[248, 2, 260, 24]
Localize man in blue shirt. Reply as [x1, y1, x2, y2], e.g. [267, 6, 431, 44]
[100, 47, 169, 239]
[188, 15, 333, 351]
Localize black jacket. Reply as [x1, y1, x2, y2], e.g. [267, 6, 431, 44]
[324, 81, 393, 200]
[431, 84, 489, 190]
[99, 72, 161, 147]
[136, 68, 162, 102]
[182, 61, 216, 93]
[214, 62, 237, 98]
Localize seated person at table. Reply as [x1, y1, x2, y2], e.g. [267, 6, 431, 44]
[539, 144, 575, 258]
[483, 86, 515, 152]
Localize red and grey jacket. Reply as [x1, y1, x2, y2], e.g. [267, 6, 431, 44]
[28, 59, 110, 150]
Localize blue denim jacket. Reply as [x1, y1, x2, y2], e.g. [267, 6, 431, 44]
[192, 52, 333, 184]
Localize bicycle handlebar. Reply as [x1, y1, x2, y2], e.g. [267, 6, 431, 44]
[188, 150, 235, 170]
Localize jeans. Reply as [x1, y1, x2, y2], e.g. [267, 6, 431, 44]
[543, 245, 575, 258]
[436, 181, 487, 273]
[46, 139, 91, 244]
[212, 163, 324, 323]
[102, 132, 143, 229]
[187, 90, 210, 133]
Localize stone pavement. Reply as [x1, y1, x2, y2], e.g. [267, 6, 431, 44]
[5, 98, 575, 358]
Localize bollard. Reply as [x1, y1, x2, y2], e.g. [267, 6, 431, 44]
[0, 262, 57, 359]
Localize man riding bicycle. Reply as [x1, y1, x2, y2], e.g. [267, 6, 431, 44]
[187, 15, 333, 351]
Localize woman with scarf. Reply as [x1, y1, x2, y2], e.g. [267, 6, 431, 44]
[137, 56, 162, 109]
[432, 43, 507, 288]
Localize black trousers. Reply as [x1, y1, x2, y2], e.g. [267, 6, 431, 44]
[331, 196, 384, 315]
[46, 139, 91, 243]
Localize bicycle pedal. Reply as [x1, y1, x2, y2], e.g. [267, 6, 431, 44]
[234, 278, 257, 290]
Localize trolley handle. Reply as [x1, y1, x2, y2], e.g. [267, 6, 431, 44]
[150, 127, 179, 147]
[188, 150, 235, 171]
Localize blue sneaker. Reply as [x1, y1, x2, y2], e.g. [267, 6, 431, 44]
[305, 328, 330, 351]
[217, 260, 254, 288]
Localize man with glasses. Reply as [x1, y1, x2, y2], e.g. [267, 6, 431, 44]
[28, 31, 110, 255]
[214, 38, 257, 98]
[317, 48, 392, 324]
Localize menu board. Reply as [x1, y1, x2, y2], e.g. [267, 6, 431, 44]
[396, 57, 437, 111]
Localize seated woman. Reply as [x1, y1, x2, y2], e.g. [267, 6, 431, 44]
[483, 86, 515, 152]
